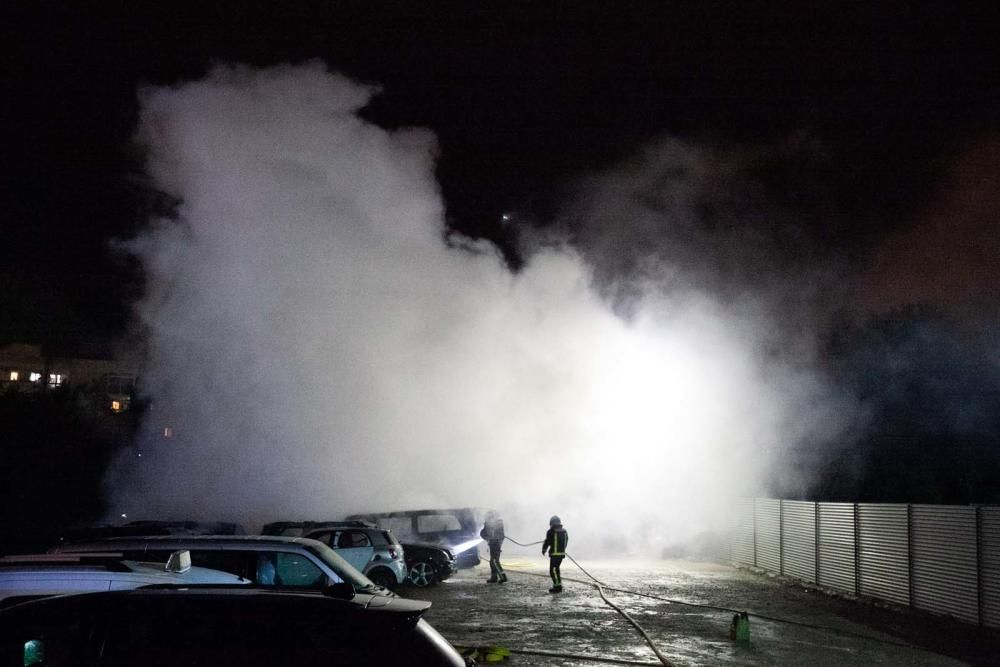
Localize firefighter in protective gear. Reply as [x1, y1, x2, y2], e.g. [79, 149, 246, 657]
[481, 511, 507, 583]
[542, 515, 568, 593]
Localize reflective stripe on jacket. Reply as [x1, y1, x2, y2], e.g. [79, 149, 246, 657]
[543, 527, 568, 556]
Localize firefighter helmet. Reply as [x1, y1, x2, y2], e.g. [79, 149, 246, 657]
[549, 515, 561, 526]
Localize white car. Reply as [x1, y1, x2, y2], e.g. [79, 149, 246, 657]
[48, 535, 389, 595]
[0, 551, 248, 606]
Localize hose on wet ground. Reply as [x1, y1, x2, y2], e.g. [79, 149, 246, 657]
[502, 535, 930, 656]
[503, 536, 674, 666]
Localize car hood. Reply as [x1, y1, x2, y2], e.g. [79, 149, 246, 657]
[355, 592, 432, 613]
[401, 541, 452, 553]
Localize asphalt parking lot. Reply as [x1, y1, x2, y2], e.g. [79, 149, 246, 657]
[417, 555, 1000, 666]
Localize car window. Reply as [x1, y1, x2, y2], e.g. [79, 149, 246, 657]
[417, 514, 462, 533]
[336, 531, 370, 549]
[306, 530, 334, 547]
[377, 517, 414, 540]
[302, 543, 370, 588]
[190, 551, 257, 580]
[256, 552, 326, 588]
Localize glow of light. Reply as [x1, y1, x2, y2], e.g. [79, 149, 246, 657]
[121, 513, 128, 519]
[111, 400, 122, 412]
[450, 538, 483, 554]
[8, 371, 18, 381]
[29, 372, 41, 382]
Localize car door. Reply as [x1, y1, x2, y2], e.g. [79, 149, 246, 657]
[329, 530, 374, 573]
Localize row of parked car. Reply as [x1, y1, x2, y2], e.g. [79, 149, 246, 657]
[0, 508, 493, 665]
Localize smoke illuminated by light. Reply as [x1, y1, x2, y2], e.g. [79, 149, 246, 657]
[107, 62, 850, 554]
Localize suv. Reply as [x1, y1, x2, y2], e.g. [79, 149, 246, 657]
[259, 522, 407, 589]
[263, 521, 457, 588]
[48, 536, 387, 596]
[0, 551, 247, 607]
[0, 586, 465, 666]
[345, 508, 491, 569]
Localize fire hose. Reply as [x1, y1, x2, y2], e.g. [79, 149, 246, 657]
[503, 536, 674, 666]
[498, 534, 931, 660]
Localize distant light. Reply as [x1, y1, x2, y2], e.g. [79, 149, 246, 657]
[137, 452, 143, 458]
[111, 400, 122, 412]
[121, 513, 127, 519]
[29, 372, 42, 383]
[163, 426, 173, 439]
[8, 371, 18, 382]
[501, 213, 511, 222]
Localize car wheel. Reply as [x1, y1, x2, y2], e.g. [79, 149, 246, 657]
[368, 568, 397, 590]
[408, 560, 437, 587]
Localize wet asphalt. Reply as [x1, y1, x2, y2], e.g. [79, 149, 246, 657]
[411, 555, 1000, 666]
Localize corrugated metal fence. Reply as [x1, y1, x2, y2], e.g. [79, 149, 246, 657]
[730, 499, 1000, 628]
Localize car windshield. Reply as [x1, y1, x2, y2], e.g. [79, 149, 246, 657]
[303, 542, 377, 590]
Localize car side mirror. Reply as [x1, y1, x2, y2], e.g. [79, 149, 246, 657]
[322, 581, 356, 600]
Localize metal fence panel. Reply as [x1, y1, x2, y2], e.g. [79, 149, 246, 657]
[910, 505, 978, 623]
[817, 502, 856, 594]
[755, 498, 781, 573]
[858, 504, 910, 605]
[781, 500, 816, 582]
[732, 498, 755, 566]
[983, 507, 1000, 628]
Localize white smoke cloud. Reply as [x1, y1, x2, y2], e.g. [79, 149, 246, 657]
[109, 61, 850, 553]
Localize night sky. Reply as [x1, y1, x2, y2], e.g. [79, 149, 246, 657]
[4, 1, 998, 349]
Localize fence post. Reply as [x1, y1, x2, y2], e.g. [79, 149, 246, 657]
[853, 503, 861, 596]
[977, 505, 984, 626]
[779, 499, 785, 576]
[907, 504, 914, 608]
[814, 501, 820, 585]
[753, 498, 758, 568]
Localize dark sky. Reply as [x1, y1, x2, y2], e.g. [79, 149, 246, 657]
[3, 1, 998, 352]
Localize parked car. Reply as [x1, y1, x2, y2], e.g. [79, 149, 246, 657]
[0, 551, 247, 607]
[263, 521, 457, 588]
[0, 586, 465, 666]
[48, 536, 387, 596]
[258, 522, 408, 589]
[345, 508, 492, 569]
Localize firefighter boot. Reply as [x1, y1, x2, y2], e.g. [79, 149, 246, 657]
[548, 585, 562, 594]
[499, 573, 507, 583]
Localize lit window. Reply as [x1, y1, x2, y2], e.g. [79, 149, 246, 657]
[48, 373, 64, 386]
[111, 400, 122, 413]
[29, 372, 42, 382]
[163, 426, 174, 439]
[8, 371, 18, 382]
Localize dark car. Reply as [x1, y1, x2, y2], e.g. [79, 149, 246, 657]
[345, 509, 491, 570]
[0, 586, 464, 666]
[262, 521, 457, 588]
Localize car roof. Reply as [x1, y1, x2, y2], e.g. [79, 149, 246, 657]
[346, 507, 488, 517]
[52, 534, 327, 552]
[0, 585, 430, 618]
[267, 521, 379, 531]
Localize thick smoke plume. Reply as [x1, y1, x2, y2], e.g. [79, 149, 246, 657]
[109, 62, 852, 552]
